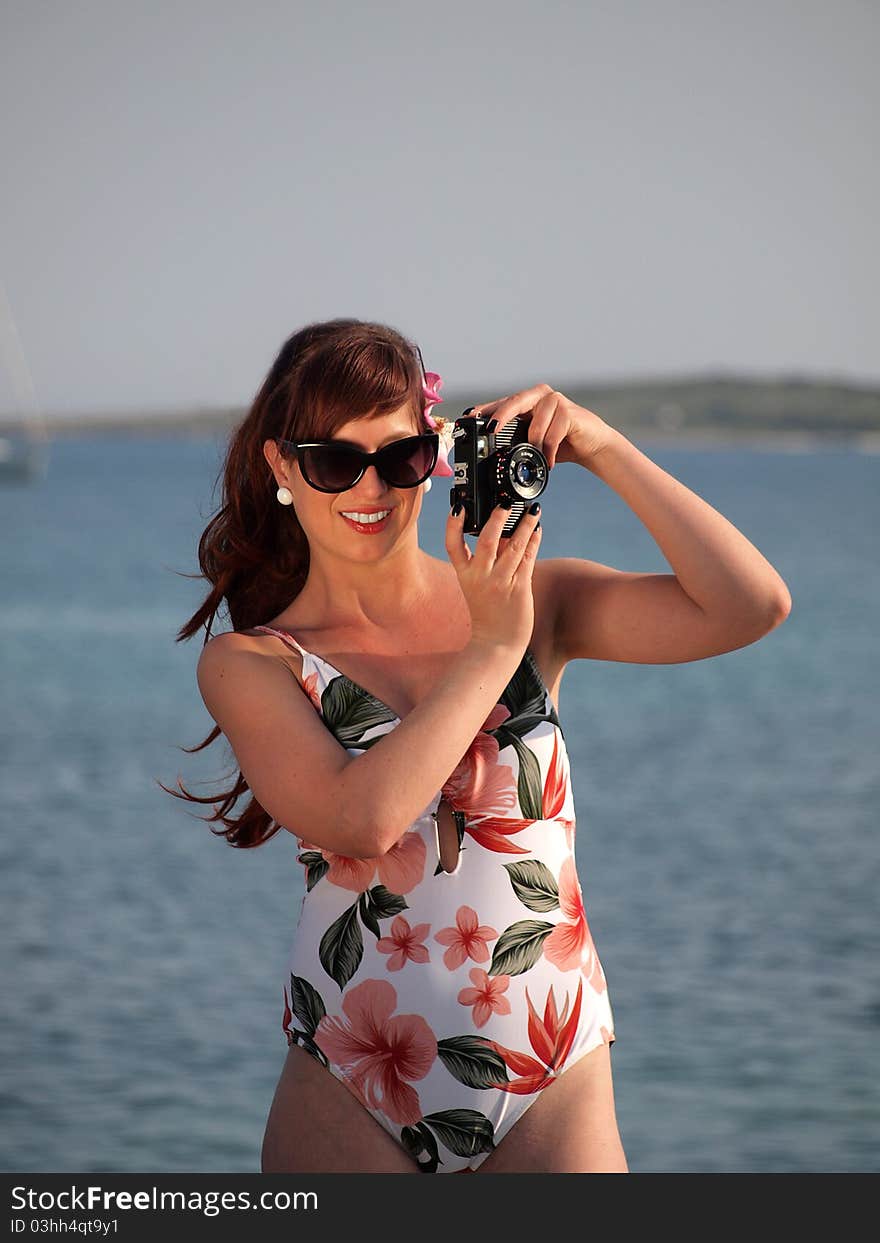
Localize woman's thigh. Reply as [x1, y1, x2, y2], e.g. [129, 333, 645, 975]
[261, 1044, 418, 1174]
[475, 1042, 628, 1174]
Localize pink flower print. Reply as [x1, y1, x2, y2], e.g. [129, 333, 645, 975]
[315, 979, 437, 1126]
[375, 829, 427, 895]
[542, 858, 607, 993]
[435, 905, 498, 971]
[320, 853, 375, 893]
[458, 968, 511, 1028]
[441, 704, 516, 819]
[376, 915, 431, 972]
[582, 944, 608, 994]
[307, 828, 427, 895]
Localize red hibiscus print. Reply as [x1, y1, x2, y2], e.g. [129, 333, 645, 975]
[315, 979, 437, 1125]
[435, 905, 498, 971]
[542, 859, 607, 993]
[457, 968, 511, 1027]
[489, 978, 584, 1094]
[376, 915, 431, 972]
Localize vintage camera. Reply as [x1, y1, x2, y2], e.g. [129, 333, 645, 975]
[448, 409, 549, 537]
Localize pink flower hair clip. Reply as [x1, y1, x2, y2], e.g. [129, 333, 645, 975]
[422, 371, 454, 489]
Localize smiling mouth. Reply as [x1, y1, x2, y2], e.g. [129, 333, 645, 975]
[340, 508, 393, 523]
[339, 508, 395, 532]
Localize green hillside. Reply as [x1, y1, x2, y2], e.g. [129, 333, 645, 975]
[11, 373, 880, 440]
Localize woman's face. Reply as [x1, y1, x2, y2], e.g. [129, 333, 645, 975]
[266, 402, 425, 559]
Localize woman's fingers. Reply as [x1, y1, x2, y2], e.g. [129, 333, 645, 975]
[473, 384, 554, 425]
[500, 504, 542, 578]
[445, 504, 472, 569]
[448, 499, 542, 587]
[512, 515, 543, 583]
[472, 501, 514, 571]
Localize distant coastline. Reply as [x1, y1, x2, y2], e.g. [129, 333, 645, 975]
[5, 373, 880, 448]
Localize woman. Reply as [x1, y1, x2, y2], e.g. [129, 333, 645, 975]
[168, 318, 791, 1174]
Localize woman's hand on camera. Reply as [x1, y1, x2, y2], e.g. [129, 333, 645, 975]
[445, 500, 542, 654]
[472, 384, 613, 468]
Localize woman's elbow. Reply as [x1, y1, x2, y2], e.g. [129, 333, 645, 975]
[771, 587, 793, 626]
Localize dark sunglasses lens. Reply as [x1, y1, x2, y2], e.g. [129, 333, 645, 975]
[380, 436, 437, 486]
[301, 445, 362, 491]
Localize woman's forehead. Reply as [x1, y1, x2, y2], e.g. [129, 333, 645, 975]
[332, 404, 420, 446]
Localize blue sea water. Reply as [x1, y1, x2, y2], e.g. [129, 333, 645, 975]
[0, 433, 877, 1173]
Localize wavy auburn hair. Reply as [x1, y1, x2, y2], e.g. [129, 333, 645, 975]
[158, 318, 433, 848]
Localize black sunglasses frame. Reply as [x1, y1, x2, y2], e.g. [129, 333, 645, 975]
[276, 432, 440, 494]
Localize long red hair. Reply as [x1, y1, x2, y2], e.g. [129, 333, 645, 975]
[158, 318, 433, 847]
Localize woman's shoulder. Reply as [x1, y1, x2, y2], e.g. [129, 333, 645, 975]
[198, 626, 304, 675]
[197, 628, 310, 711]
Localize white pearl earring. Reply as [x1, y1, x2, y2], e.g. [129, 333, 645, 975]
[423, 478, 432, 493]
[277, 486, 294, 506]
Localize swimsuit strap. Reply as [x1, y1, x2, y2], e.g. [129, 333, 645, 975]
[252, 624, 310, 660]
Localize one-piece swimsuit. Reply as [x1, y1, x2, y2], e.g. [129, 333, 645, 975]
[252, 624, 616, 1174]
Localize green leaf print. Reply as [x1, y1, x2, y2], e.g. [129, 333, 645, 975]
[294, 1033, 329, 1068]
[488, 919, 555, 976]
[322, 676, 398, 749]
[357, 891, 381, 938]
[298, 850, 329, 892]
[500, 656, 544, 717]
[493, 716, 546, 751]
[364, 885, 409, 920]
[499, 652, 562, 730]
[319, 900, 364, 989]
[357, 886, 408, 939]
[508, 733, 543, 820]
[503, 860, 560, 912]
[400, 1125, 427, 1159]
[289, 974, 327, 1036]
[421, 1109, 496, 1158]
[401, 1121, 442, 1173]
[437, 1036, 510, 1089]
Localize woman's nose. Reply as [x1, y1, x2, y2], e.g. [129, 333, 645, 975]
[357, 465, 391, 494]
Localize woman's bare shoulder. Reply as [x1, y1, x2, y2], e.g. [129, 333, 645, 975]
[197, 628, 304, 692]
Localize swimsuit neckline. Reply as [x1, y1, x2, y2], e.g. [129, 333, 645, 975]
[251, 625, 552, 727]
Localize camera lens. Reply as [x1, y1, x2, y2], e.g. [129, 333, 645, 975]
[504, 443, 548, 502]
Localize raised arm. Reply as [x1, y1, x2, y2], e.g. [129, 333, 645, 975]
[473, 386, 792, 665]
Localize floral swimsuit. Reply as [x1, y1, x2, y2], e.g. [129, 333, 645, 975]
[253, 624, 616, 1173]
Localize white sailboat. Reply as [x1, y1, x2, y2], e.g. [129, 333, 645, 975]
[0, 280, 50, 482]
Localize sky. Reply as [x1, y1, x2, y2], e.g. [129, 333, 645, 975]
[1, 0, 877, 419]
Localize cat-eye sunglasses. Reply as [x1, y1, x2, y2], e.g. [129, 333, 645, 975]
[276, 432, 439, 494]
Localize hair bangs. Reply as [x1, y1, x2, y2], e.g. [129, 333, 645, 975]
[280, 334, 424, 445]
